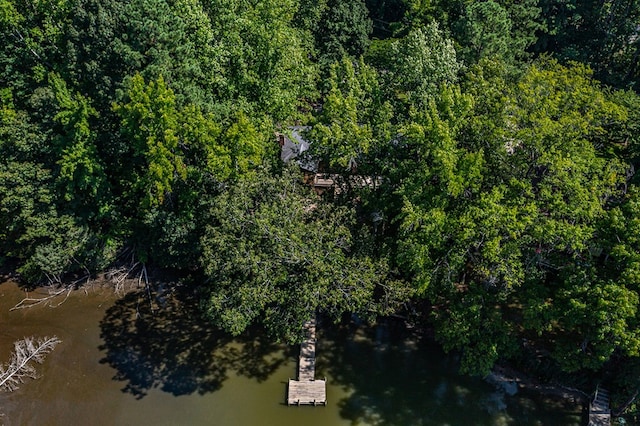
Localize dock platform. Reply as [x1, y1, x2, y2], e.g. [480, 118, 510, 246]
[287, 379, 326, 405]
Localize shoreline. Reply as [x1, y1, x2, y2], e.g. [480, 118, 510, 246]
[1, 270, 593, 414]
[487, 364, 589, 405]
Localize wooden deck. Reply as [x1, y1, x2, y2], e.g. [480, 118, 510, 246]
[298, 340, 316, 380]
[287, 379, 326, 406]
[286, 319, 327, 406]
[588, 387, 611, 426]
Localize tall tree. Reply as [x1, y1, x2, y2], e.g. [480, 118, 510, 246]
[457, 1, 513, 64]
[204, 0, 317, 119]
[114, 74, 188, 209]
[388, 22, 460, 110]
[536, 0, 640, 88]
[0, 0, 71, 105]
[49, 73, 108, 220]
[308, 58, 390, 170]
[397, 61, 631, 374]
[200, 165, 399, 342]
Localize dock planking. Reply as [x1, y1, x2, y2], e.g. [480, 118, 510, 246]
[588, 387, 611, 426]
[286, 319, 327, 406]
[287, 379, 326, 406]
[298, 341, 316, 380]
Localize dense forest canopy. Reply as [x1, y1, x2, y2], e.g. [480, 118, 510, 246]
[3, 0, 640, 416]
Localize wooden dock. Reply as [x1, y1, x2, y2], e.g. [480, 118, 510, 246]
[588, 387, 611, 426]
[287, 319, 327, 406]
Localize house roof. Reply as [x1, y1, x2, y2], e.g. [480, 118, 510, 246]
[280, 126, 318, 172]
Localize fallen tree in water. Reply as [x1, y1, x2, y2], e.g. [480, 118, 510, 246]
[10, 286, 73, 311]
[0, 336, 62, 392]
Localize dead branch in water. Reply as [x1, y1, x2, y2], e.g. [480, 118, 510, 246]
[106, 261, 140, 294]
[0, 336, 61, 392]
[133, 264, 155, 318]
[10, 286, 73, 311]
[141, 264, 154, 313]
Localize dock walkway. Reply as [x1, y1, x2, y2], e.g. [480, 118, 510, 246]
[286, 319, 327, 406]
[588, 387, 611, 426]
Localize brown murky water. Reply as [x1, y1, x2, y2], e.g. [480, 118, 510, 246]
[0, 280, 583, 425]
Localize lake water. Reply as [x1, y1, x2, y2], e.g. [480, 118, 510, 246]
[0, 280, 583, 425]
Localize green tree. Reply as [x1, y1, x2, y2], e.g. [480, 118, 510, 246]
[48, 73, 108, 219]
[313, 0, 373, 67]
[0, 101, 53, 261]
[397, 85, 512, 373]
[204, 0, 317, 119]
[114, 74, 271, 265]
[397, 61, 630, 374]
[0, 96, 110, 282]
[114, 74, 253, 206]
[114, 74, 187, 208]
[200, 165, 398, 342]
[222, 113, 266, 178]
[536, 0, 640, 88]
[458, 1, 513, 64]
[308, 58, 391, 170]
[388, 22, 460, 109]
[60, 0, 218, 108]
[498, 0, 544, 58]
[605, 89, 640, 170]
[0, 0, 71, 103]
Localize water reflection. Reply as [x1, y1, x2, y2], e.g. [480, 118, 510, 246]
[0, 279, 583, 425]
[317, 321, 583, 426]
[99, 284, 294, 398]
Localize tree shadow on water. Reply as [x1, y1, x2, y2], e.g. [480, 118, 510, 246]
[99, 285, 294, 399]
[317, 321, 582, 426]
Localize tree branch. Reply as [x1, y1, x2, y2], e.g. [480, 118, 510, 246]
[0, 336, 62, 392]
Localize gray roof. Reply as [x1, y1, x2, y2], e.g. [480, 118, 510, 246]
[280, 126, 318, 172]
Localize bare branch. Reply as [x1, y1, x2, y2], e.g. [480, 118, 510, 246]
[0, 336, 62, 392]
[10, 286, 72, 311]
[49, 286, 73, 308]
[106, 262, 140, 294]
